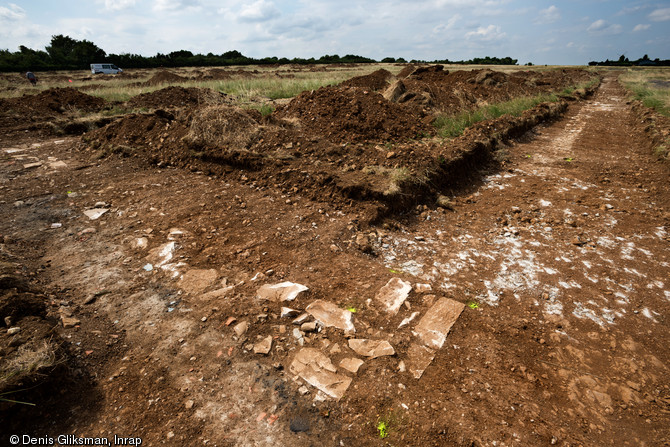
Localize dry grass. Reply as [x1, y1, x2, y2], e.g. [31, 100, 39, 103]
[0, 340, 58, 394]
[184, 105, 261, 151]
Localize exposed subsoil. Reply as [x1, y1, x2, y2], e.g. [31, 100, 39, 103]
[1, 69, 669, 447]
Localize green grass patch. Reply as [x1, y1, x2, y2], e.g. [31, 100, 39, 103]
[620, 69, 670, 116]
[433, 93, 559, 138]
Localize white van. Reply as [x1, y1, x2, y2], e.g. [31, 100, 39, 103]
[90, 63, 123, 74]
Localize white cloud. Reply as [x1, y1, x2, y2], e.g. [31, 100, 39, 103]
[432, 14, 461, 34]
[587, 19, 622, 34]
[649, 8, 670, 22]
[535, 5, 560, 24]
[103, 0, 137, 11]
[153, 0, 201, 12]
[633, 24, 650, 32]
[238, 0, 279, 22]
[465, 24, 506, 41]
[587, 19, 606, 32]
[0, 3, 26, 21]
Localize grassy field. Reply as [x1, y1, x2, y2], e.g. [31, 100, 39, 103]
[620, 68, 670, 116]
[433, 78, 600, 138]
[0, 63, 587, 104]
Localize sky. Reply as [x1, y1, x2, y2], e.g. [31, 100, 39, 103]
[0, 0, 669, 65]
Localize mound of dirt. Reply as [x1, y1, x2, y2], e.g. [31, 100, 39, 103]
[83, 111, 189, 156]
[468, 68, 509, 86]
[339, 69, 394, 91]
[406, 64, 449, 82]
[0, 88, 106, 118]
[143, 70, 188, 86]
[397, 64, 421, 78]
[126, 86, 229, 110]
[184, 105, 261, 151]
[276, 86, 430, 143]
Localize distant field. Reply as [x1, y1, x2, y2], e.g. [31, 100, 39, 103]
[0, 63, 593, 105]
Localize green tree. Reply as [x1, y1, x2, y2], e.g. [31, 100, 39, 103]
[45, 34, 106, 69]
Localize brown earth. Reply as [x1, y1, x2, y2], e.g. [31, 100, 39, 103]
[78, 67, 596, 221]
[1, 67, 669, 447]
[125, 86, 230, 110]
[142, 70, 189, 86]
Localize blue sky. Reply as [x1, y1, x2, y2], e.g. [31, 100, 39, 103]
[1, 0, 669, 65]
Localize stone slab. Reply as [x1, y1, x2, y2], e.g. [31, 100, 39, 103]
[407, 343, 436, 379]
[83, 208, 108, 220]
[375, 278, 412, 315]
[413, 298, 464, 349]
[290, 348, 351, 399]
[257, 282, 308, 302]
[306, 299, 355, 332]
[339, 357, 364, 374]
[348, 339, 395, 358]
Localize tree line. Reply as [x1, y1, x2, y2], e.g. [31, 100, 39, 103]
[588, 54, 670, 67]
[0, 35, 522, 73]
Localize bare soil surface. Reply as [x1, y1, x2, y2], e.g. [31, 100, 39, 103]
[1, 71, 669, 447]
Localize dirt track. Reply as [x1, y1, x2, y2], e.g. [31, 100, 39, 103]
[1, 74, 669, 446]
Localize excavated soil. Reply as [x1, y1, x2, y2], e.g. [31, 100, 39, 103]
[339, 69, 395, 91]
[126, 86, 230, 110]
[1, 66, 669, 447]
[80, 67, 596, 218]
[0, 87, 106, 118]
[275, 85, 430, 143]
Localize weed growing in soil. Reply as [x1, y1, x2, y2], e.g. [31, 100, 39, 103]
[377, 420, 389, 438]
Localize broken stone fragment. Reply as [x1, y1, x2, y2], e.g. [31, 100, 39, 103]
[348, 339, 395, 358]
[253, 336, 273, 355]
[133, 237, 148, 249]
[398, 311, 421, 329]
[414, 283, 432, 293]
[281, 307, 300, 318]
[375, 278, 412, 315]
[300, 322, 318, 333]
[339, 357, 364, 374]
[292, 313, 311, 325]
[407, 343, 436, 379]
[257, 282, 309, 302]
[290, 348, 352, 400]
[233, 321, 248, 337]
[83, 208, 108, 220]
[306, 300, 355, 332]
[49, 160, 67, 169]
[149, 241, 177, 267]
[413, 298, 464, 350]
[61, 315, 81, 328]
